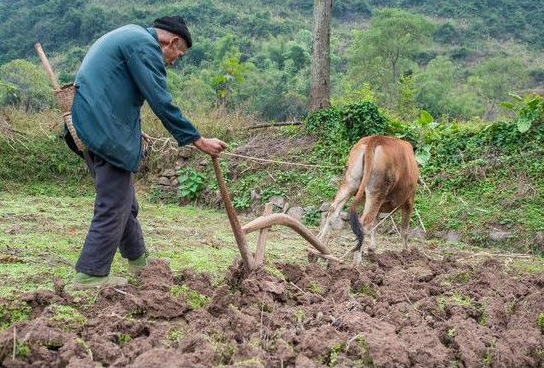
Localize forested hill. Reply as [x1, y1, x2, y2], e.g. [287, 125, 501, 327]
[1, 0, 543, 121]
[2, 0, 543, 64]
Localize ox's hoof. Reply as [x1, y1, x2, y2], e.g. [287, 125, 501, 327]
[307, 252, 318, 263]
[352, 252, 362, 265]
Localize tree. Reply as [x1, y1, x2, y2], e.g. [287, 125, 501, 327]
[469, 57, 528, 119]
[0, 60, 54, 111]
[345, 9, 434, 107]
[309, 0, 332, 111]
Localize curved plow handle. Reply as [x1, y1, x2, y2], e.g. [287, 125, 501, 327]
[211, 156, 256, 271]
[242, 213, 331, 256]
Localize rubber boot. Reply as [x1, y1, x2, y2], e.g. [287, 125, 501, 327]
[69, 272, 128, 291]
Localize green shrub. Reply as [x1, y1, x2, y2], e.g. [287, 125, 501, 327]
[177, 167, 206, 200]
[304, 101, 389, 168]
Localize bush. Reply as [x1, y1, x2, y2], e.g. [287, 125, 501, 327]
[304, 102, 389, 168]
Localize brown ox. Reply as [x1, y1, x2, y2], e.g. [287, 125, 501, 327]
[318, 135, 419, 263]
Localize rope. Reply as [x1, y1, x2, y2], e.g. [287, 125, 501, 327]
[220, 151, 341, 169]
[144, 135, 342, 170]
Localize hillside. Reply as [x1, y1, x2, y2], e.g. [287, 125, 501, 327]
[1, 0, 543, 121]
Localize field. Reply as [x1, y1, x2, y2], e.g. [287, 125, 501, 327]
[1, 189, 544, 367]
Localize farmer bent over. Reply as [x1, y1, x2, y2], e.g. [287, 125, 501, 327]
[65, 16, 226, 289]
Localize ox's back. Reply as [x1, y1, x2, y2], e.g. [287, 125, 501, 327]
[362, 135, 419, 205]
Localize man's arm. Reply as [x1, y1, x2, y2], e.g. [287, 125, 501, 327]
[125, 43, 200, 145]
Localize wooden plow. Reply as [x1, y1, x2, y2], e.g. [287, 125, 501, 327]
[211, 157, 341, 271]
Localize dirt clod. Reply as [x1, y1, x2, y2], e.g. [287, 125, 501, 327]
[1, 247, 543, 367]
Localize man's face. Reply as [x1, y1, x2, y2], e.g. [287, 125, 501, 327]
[161, 36, 188, 66]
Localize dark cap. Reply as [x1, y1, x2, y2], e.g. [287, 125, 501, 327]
[153, 16, 192, 48]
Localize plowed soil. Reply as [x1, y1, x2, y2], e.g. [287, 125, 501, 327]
[1, 248, 543, 367]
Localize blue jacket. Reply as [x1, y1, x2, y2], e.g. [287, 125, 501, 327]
[71, 25, 200, 171]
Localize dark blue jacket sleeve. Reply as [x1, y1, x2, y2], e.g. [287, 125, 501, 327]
[126, 44, 200, 146]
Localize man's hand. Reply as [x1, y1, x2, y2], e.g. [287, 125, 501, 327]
[193, 137, 228, 156]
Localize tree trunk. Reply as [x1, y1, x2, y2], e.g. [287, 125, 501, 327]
[310, 0, 332, 111]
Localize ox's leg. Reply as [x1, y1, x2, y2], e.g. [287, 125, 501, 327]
[401, 197, 414, 249]
[320, 143, 366, 244]
[318, 183, 355, 244]
[318, 169, 363, 245]
[353, 194, 382, 263]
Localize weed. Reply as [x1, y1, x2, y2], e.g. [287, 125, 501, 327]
[177, 167, 206, 200]
[264, 265, 286, 281]
[537, 313, 544, 333]
[170, 285, 210, 310]
[261, 188, 286, 202]
[447, 328, 456, 339]
[116, 333, 132, 346]
[167, 329, 184, 345]
[293, 309, 306, 325]
[15, 341, 30, 358]
[445, 271, 473, 284]
[450, 292, 474, 307]
[479, 313, 488, 327]
[43, 340, 63, 350]
[437, 296, 447, 312]
[232, 195, 251, 210]
[232, 358, 264, 367]
[352, 284, 378, 299]
[126, 307, 146, 319]
[477, 303, 487, 326]
[0, 302, 31, 330]
[483, 340, 496, 367]
[308, 281, 323, 295]
[355, 335, 374, 367]
[47, 304, 86, 331]
[325, 342, 343, 366]
[209, 333, 236, 365]
[302, 207, 321, 227]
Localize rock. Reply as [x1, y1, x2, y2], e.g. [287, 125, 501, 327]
[179, 147, 193, 159]
[269, 196, 286, 210]
[283, 202, 290, 213]
[319, 208, 343, 230]
[198, 159, 208, 169]
[340, 211, 349, 221]
[319, 202, 331, 212]
[157, 176, 171, 186]
[535, 232, 544, 252]
[409, 227, 426, 240]
[250, 189, 261, 203]
[287, 206, 304, 221]
[445, 230, 461, 243]
[407, 266, 434, 282]
[489, 229, 511, 242]
[328, 176, 342, 186]
[161, 169, 176, 177]
[295, 354, 315, 368]
[170, 178, 178, 187]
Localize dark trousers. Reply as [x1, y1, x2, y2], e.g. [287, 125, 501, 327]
[75, 151, 146, 276]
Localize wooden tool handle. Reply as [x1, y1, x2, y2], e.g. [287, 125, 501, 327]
[211, 156, 255, 271]
[34, 43, 60, 90]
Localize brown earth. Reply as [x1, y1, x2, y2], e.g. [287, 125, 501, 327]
[1, 248, 543, 368]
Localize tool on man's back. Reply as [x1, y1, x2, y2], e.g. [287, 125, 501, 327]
[34, 43, 85, 152]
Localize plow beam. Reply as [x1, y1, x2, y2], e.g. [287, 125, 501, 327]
[242, 213, 331, 256]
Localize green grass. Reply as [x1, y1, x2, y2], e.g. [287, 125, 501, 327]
[414, 179, 544, 253]
[47, 304, 87, 331]
[0, 190, 316, 297]
[170, 285, 210, 310]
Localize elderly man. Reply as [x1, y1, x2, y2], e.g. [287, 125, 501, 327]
[65, 16, 226, 289]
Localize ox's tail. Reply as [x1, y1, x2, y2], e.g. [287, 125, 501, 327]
[348, 139, 377, 252]
[349, 210, 364, 251]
